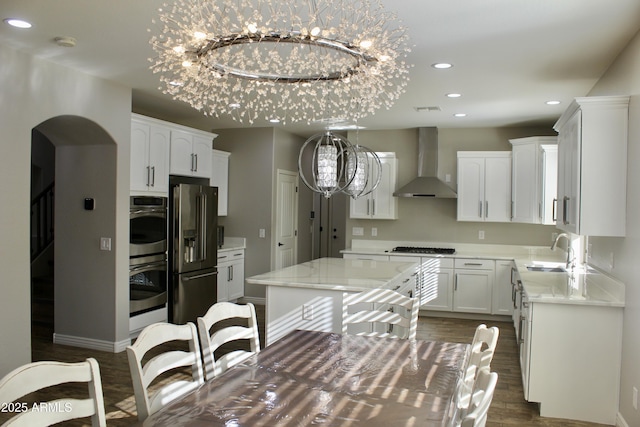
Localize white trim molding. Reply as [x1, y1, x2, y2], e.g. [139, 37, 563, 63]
[53, 333, 130, 353]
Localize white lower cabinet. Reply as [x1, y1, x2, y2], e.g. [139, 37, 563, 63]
[392, 256, 454, 311]
[453, 259, 494, 314]
[217, 249, 244, 302]
[521, 297, 623, 424]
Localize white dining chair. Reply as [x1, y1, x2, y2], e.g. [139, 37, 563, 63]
[197, 302, 261, 380]
[457, 324, 500, 410]
[342, 288, 419, 340]
[126, 322, 204, 421]
[467, 324, 500, 372]
[459, 368, 499, 427]
[0, 357, 106, 427]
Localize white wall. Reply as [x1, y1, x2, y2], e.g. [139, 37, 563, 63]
[0, 44, 131, 376]
[586, 29, 640, 427]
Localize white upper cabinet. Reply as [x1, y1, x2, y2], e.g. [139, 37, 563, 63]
[130, 114, 171, 195]
[349, 152, 398, 220]
[170, 129, 214, 178]
[457, 152, 512, 222]
[211, 150, 230, 216]
[553, 96, 629, 236]
[509, 136, 558, 225]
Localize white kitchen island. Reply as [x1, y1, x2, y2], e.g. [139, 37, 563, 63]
[246, 257, 418, 345]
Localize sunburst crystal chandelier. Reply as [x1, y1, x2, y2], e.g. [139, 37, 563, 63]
[149, 0, 411, 125]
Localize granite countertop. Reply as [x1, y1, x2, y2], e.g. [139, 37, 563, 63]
[245, 257, 418, 292]
[343, 239, 625, 308]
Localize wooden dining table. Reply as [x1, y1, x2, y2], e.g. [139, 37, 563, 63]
[135, 330, 469, 426]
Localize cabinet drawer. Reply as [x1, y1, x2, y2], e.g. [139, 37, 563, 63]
[454, 258, 494, 270]
[217, 249, 244, 263]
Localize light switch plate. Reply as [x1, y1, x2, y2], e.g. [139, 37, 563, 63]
[352, 227, 364, 236]
[100, 237, 111, 251]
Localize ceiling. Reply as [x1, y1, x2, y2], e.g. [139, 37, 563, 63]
[2, 0, 640, 137]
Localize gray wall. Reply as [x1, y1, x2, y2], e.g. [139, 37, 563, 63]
[586, 29, 640, 427]
[345, 127, 559, 246]
[0, 44, 131, 376]
[214, 127, 310, 298]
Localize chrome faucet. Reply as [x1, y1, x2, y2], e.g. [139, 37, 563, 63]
[551, 233, 575, 270]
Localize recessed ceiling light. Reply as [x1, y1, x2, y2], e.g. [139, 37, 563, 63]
[169, 80, 183, 87]
[228, 103, 241, 109]
[454, 113, 467, 118]
[546, 100, 561, 105]
[4, 18, 32, 29]
[269, 118, 280, 123]
[446, 93, 462, 98]
[432, 63, 453, 69]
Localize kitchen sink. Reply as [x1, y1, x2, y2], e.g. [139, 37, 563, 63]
[526, 265, 566, 273]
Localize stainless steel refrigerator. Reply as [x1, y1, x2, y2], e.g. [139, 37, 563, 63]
[169, 182, 218, 324]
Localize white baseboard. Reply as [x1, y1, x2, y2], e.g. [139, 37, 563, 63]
[239, 296, 266, 306]
[53, 333, 130, 353]
[616, 412, 629, 427]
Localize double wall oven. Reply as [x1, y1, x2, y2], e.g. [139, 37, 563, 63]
[129, 196, 168, 318]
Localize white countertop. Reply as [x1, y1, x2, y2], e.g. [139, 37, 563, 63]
[217, 237, 246, 253]
[245, 257, 418, 292]
[343, 239, 625, 307]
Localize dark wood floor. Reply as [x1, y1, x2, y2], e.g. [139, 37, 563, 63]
[11, 306, 612, 426]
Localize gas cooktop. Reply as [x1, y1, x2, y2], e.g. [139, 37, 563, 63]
[391, 246, 456, 255]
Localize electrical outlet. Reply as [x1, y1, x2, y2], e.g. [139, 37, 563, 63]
[445, 173, 451, 183]
[259, 229, 266, 238]
[302, 304, 314, 320]
[371, 227, 378, 237]
[478, 230, 485, 240]
[633, 386, 638, 410]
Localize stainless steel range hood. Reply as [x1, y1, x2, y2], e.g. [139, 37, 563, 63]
[393, 127, 457, 198]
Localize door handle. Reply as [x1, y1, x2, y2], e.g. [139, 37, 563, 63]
[182, 271, 218, 281]
[278, 242, 284, 247]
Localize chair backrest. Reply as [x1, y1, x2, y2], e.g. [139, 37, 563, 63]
[197, 302, 261, 380]
[126, 322, 204, 421]
[467, 324, 499, 372]
[460, 368, 498, 427]
[457, 324, 500, 411]
[342, 288, 419, 340]
[0, 358, 106, 427]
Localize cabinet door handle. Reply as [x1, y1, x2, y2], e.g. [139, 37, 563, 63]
[464, 262, 483, 266]
[479, 201, 483, 218]
[552, 198, 557, 222]
[563, 196, 569, 225]
[372, 199, 376, 216]
[485, 201, 489, 218]
[511, 201, 514, 220]
[454, 274, 458, 291]
[151, 166, 155, 187]
[538, 202, 542, 221]
[194, 154, 198, 171]
[228, 265, 233, 281]
[146, 166, 151, 187]
[367, 199, 370, 216]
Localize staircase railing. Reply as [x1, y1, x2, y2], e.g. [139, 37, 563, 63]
[31, 183, 54, 261]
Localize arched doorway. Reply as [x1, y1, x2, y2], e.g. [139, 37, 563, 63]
[30, 115, 120, 350]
